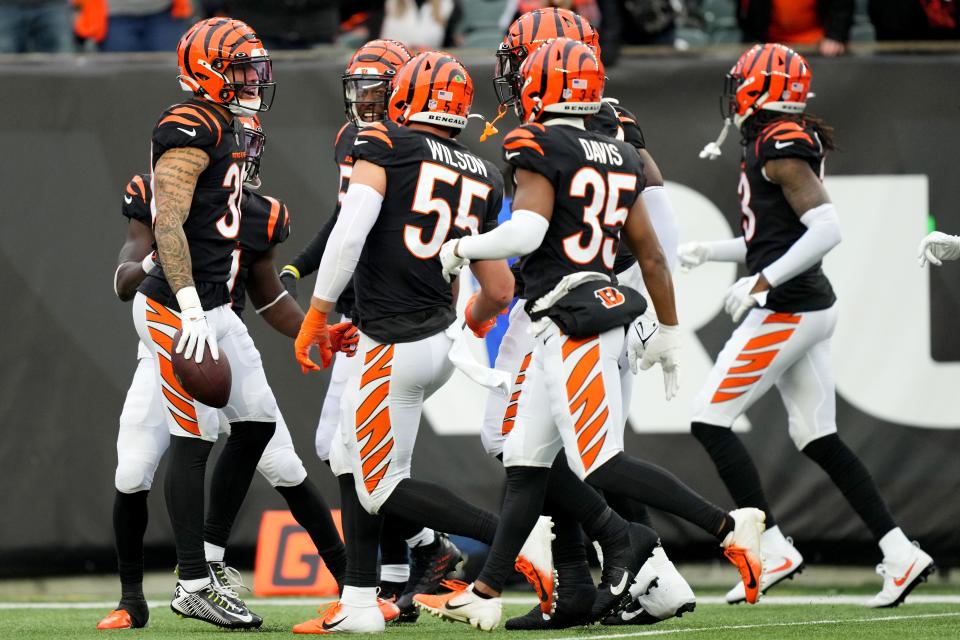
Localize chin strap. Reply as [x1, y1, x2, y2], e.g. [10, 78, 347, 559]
[699, 117, 733, 160]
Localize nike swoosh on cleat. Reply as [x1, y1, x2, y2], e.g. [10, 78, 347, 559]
[609, 572, 629, 595]
[177, 127, 197, 137]
[769, 558, 793, 574]
[745, 561, 758, 589]
[893, 561, 917, 587]
[322, 616, 346, 630]
[445, 601, 474, 611]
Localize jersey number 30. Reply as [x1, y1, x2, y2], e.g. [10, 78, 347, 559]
[406, 162, 491, 259]
[565, 167, 637, 269]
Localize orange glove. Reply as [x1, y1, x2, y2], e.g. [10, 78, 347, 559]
[74, 0, 108, 42]
[295, 308, 332, 373]
[170, 0, 193, 19]
[330, 322, 360, 357]
[465, 293, 498, 338]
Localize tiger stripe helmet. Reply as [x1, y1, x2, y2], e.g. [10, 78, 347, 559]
[343, 39, 413, 126]
[724, 43, 811, 127]
[237, 116, 265, 189]
[176, 17, 275, 116]
[517, 38, 604, 123]
[388, 51, 473, 130]
[495, 8, 600, 108]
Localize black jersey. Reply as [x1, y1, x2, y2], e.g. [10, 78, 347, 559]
[138, 98, 245, 311]
[122, 173, 152, 225]
[741, 119, 836, 312]
[331, 123, 359, 318]
[504, 121, 645, 305]
[350, 121, 503, 343]
[230, 190, 291, 317]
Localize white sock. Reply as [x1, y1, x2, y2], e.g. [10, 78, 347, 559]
[380, 563, 411, 583]
[406, 528, 436, 549]
[204, 542, 225, 563]
[180, 577, 211, 592]
[878, 527, 912, 560]
[341, 585, 378, 607]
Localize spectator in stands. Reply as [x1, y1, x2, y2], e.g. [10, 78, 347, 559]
[737, 0, 854, 57]
[500, 0, 600, 29]
[869, 0, 959, 40]
[205, 0, 339, 49]
[380, 0, 462, 50]
[100, 0, 192, 52]
[0, 0, 73, 53]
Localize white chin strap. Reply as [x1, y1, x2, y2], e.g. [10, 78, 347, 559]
[228, 97, 263, 117]
[699, 117, 733, 160]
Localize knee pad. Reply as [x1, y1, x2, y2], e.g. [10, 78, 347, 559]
[257, 447, 308, 488]
[115, 458, 157, 493]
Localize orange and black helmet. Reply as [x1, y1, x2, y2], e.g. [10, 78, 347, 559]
[723, 43, 811, 127]
[495, 8, 600, 108]
[517, 37, 604, 124]
[237, 116, 265, 188]
[177, 17, 275, 116]
[388, 51, 473, 131]
[343, 39, 413, 126]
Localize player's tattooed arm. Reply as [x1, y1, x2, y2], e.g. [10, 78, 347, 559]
[114, 219, 155, 301]
[248, 247, 305, 340]
[763, 157, 830, 216]
[622, 196, 678, 326]
[153, 147, 209, 293]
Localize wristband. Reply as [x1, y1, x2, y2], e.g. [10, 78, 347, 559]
[281, 265, 300, 279]
[175, 286, 203, 314]
[141, 252, 157, 274]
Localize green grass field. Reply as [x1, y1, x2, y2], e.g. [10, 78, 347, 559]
[2, 591, 959, 640]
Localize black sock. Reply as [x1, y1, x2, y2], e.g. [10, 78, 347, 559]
[382, 478, 498, 544]
[164, 436, 213, 580]
[549, 516, 593, 593]
[475, 466, 550, 593]
[588, 451, 729, 540]
[204, 421, 276, 549]
[802, 434, 896, 541]
[691, 422, 776, 529]
[276, 480, 347, 585]
[379, 516, 411, 567]
[604, 491, 654, 528]
[113, 490, 149, 600]
[339, 474, 381, 588]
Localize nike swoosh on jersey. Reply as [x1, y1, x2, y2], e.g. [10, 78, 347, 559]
[505, 151, 520, 160]
[609, 572, 629, 595]
[354, 140, 368, 145]
[177, 127, 197, 137]
[124, 195, 133, 204]
[774, 140, 794, 149]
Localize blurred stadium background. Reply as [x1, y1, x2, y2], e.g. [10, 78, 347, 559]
[0, 0, 958, 606]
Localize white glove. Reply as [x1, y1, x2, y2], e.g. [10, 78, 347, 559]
[639, 324, 680, 401]
[724, 274, 769, 323]
[626, 311, 659, 375]
[439, 239, 469, 283]
[175, 286, 219, 364]
[918, 231, 960, 267]
[677, 242, 710, 272]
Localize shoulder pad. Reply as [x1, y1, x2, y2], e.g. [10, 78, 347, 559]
[352, 121, 402, 166]
[122, 173, 151, 224]
[265, 196, 290, 245]
[611, 104, 645, 150]
[153, 102, 223, 150]
[756, 120, 821, 163]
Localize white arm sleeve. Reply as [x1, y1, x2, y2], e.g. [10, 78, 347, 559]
[642, 185, 679, 272]
[312, 183, 383, 302]
[456, 209, 549, 260]
[706, 236, 748, 263]
[761, 202, 841, 287]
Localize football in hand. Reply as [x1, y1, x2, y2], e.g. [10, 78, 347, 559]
[171, 330, 232, 408]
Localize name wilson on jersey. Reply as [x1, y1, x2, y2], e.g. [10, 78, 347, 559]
[425, 138, 489, 177]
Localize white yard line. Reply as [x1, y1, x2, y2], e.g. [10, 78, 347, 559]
[2, 595, 960, 609]
[543, 612, 960, 640]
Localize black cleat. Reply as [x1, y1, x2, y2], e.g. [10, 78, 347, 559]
[505, 584, 597, 630]
[591, 524, 659, 622]
[170, 582, 262, 629]
[603, 596, 697, 626]
[396, 534, 463, 621]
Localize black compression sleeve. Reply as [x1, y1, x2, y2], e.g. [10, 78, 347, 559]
[288, 214, 337, 277]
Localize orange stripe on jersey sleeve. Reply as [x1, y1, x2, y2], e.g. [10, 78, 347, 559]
[503, 138, 544, 155]
[357, 129, 393, 148]
[176, 104, 222, 146]
[773, 131, 814, 144]
[132, 175, 146, 201]
[334, 122, 350, 148]
[265, 196, 281, 242]
[761, 121, 801, 142]
[159, 114, 204, 128]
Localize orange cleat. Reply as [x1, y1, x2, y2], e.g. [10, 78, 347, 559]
[515, 516, 557, 615]
[96, 609, 133, 630]
[720, 508, 766, 604]
[295, 600, 385, 634]
[414, 580, 502, 631]
[378, 597, 400, 622]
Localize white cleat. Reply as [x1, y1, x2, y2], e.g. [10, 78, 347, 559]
[720, 508, 766, 604]
[634, 546, 697, 621]
[515, 515, 558, 615]
[292, 600, 385, 634]
[414, 580, 502, 631]
[726, 526, 804, 604]
[866, 543, 935, 608]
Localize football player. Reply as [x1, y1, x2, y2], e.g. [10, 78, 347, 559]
[481, 8, 696, 629]
[278, 40, 462, 623]
[98, 120, 356, 630]
[918, 232, 960, 266]
[131, 17, 284, 628]
[291, 52, 522, 635]
[685, 43, 934, 607]
[418, 38, 766, 632]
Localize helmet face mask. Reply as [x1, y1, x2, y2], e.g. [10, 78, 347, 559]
[238, 116, 265, 189]
[343, 73, 393, 125]
[493, 45, 525, 109]
[221, 56, 276, 116]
